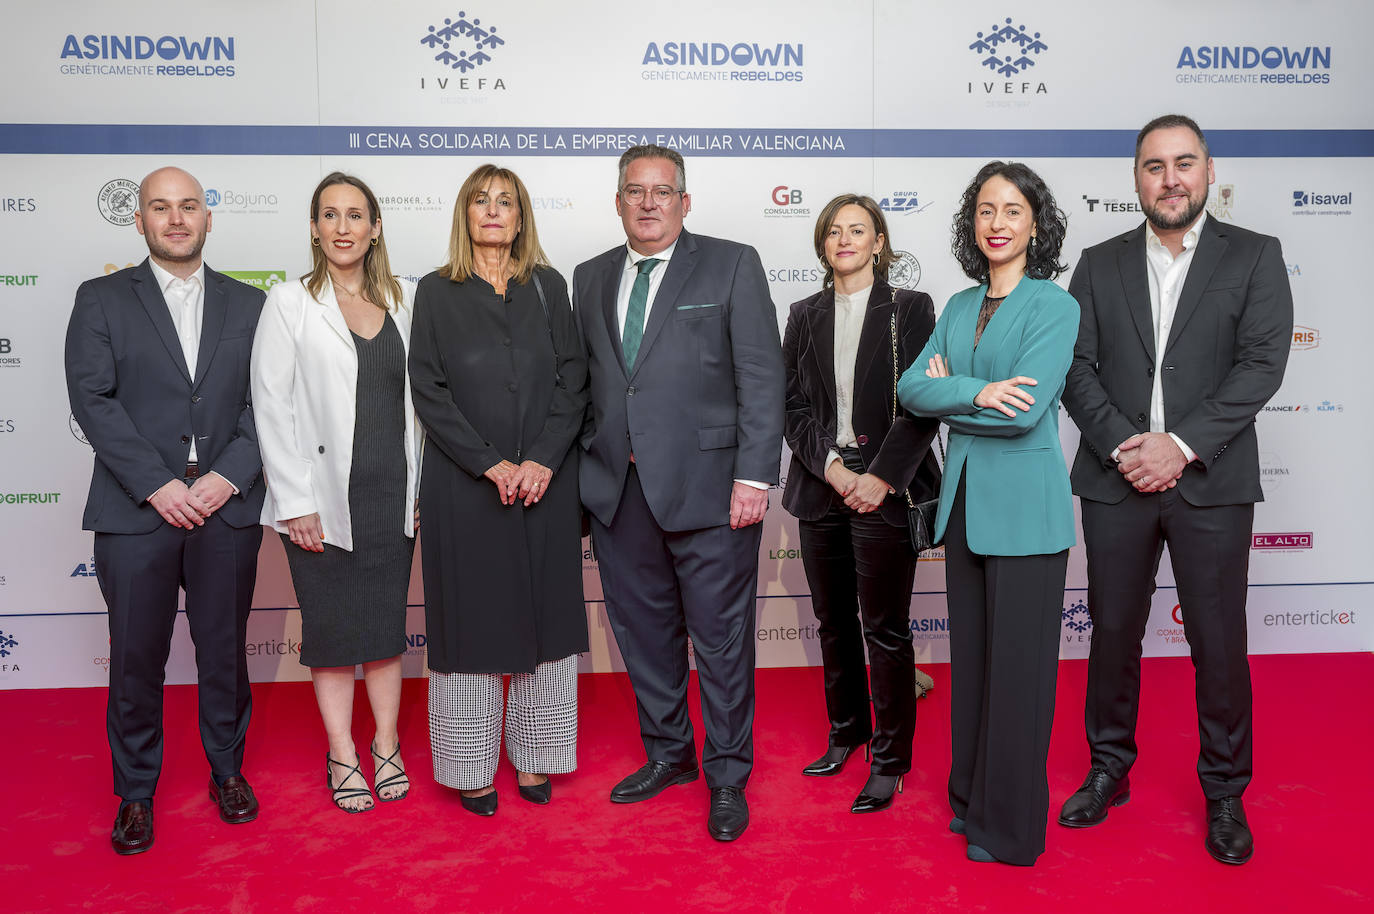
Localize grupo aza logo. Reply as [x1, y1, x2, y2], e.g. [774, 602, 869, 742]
[59, 33, 236, 78]
[763, 186, 810, 219]
[72, 556, 98, 577]
[887, 250, 922, 291]
[967, 17, 1048, 97]
[98, 178, 139, 226]
[1175, 44, 1330, 86]
[1062, 597, 1092, 640]
[1207, 184, 1236, 220]
[1292, 189, 1352, 216]
[879, 192, 933, 216]
[418, 11, 508, 91]
[222, 270, 286, 291]
[1292, 325, 1320, 350]
[641, 39, 804, 84]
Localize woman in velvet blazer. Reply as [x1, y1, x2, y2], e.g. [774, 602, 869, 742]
[897, 162, 1077, 866]
[782, 194, 941, 814]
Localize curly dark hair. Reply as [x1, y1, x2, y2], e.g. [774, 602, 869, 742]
[950, 161, 1067, 283]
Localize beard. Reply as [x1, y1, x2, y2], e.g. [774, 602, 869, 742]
[1143, 187, 1208, 231]
[145, 231, 206, 265]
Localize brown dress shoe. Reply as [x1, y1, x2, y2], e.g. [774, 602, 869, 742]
[209, 775, 259, 824]
[111, 801, 154, 855]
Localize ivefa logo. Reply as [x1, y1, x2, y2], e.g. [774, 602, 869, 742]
[0, 629, 18, 672]
[967, 17, 1048, 95]
[418, 10, 508, 91]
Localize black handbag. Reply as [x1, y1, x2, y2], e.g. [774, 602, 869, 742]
[890, 294, 944, 553]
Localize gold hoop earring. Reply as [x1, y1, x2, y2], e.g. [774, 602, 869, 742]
[311, 236, 320, 247]
[370, 238, 378, 247]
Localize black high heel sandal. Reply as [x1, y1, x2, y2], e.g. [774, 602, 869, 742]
[326, 754, 375, 814]
[371, 742, 411, 802]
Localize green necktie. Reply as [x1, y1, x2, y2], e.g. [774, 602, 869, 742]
[622, 257, 661, 370]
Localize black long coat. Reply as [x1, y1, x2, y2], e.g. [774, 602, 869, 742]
[408, 266, 589, 673]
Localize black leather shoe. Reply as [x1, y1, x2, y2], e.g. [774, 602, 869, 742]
[111, 801, 154, 855]
[966, 844, 998, 863]
[1205, 796, 1254, 865]
[209, 775, 259, 824]
[801, 742, 867, 777]
[707, 786, 749, 841]
[949, 816, 966, 834]
[609, 760, 699, 804]
[850, 774, 902, 814]
[518, 777, 552, 805]
[1058, 768, 1129, 827]
[460, 788, 498, 816]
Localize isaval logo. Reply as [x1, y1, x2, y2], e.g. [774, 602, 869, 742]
[1175, 44, 1330, 86]
[59, 32, 237, 78]
[967, 17, 1048, 97]
[888, 251, 922, 291]
[1292, 189, 1352, 215]
[641, 38, 804, 84]
[419, 11, 508, 91]
[879, 192, 933, 216]
[98, 178, 139, 226]
[223, 270, 287, 291]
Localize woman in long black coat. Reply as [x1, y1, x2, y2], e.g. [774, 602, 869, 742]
[409, 163, 588, 815]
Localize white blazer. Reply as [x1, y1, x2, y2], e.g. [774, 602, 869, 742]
[251, 276, 420, 551]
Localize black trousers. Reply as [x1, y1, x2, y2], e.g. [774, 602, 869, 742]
[945, 477, 1067, 866]
[797, 453, 917, 775]
[95, 515, 262, 800]
[591, 464, 762, 788]
[1081, 489, 1255, 799]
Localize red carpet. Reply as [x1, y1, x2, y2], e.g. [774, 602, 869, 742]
[6, 654, 1371, 913]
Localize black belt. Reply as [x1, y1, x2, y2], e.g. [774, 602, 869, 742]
[183, 462, 200, 480]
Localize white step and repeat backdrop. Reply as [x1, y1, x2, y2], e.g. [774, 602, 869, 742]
[2, 1, 1371, 688]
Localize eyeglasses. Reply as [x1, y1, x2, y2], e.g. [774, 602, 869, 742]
[619, 185, 682, 206]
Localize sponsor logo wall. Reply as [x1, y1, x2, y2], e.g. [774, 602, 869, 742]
[1, 0, 1369, 688]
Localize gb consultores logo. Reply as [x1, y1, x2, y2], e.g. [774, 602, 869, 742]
[641, 39, 804, 84]
[1176, 44, 1331, 86]
[419, 11, 508, 92]
[763, 186, 810, 219]
[59, 32, 236, 78]
[967, 17, 1048, 97]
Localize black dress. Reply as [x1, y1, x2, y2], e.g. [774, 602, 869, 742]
[285, 314, 414, 667]
[408, 267, 589, 674]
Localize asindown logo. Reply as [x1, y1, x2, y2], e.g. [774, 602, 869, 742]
[967, 17, 1049, 98]
[641, 39, 804, 84]
[418, 10, 509, 93]
[1175, 44, 1331, 86]
[59, 33, 237, 78]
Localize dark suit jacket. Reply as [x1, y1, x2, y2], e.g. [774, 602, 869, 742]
[1063, 218, 1293, 507]
[573, 229, 785, 531]
[65, 258, 267, 533]
[781, 279, 941, 528]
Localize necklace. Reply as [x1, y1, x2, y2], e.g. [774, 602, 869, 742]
[330, 274, 362, 298]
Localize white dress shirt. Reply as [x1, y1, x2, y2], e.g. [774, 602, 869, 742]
[1113, 212, 1205, 463]
[149, 259, 205, 463]
[824, 284, 871, 472]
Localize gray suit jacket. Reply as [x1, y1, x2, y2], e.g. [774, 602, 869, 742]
[65, 259, 267, 533]
[573, 229, 784, 531]
[1063, 218, 1293, 507]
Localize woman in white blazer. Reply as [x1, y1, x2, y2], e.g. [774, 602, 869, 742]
[251, 173, 421, 813]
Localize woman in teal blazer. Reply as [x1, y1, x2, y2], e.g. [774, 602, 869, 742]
[898, 161, 1077, 866]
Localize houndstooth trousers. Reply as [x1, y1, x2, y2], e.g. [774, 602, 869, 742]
[428, 653, 579, 790]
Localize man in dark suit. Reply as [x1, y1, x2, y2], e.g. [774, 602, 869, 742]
[65, 167, 267, 855]
[573, 145, 784, 841]
[1060, 115, 1292, 865]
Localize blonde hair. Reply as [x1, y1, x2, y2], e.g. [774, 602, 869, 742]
[438, 164, 550, 285]
[303, 172, 403, 310]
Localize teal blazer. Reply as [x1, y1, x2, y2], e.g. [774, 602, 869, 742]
[897, 276, 1078, 557]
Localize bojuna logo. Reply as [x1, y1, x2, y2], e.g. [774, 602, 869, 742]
[879, 192, 933, 216]
[1081, 194, 1142, 216]
[1175, 44, 1330, 86]
[763, 186, 810, 219]
[98, 178, 139, 226]
[1252, 532, 1313, 551]
[641, 39, 804, 84]
[1062, 597, 1092, 643]
[1292, 325, 1320, 350]
[1292, 189, 1352, 216]
[888, 250, 922, 291]
[223, 270, 286, 291]
[59, 32, 237, 78]
[206, 188, 280, 215]
[419, 11, 508, 92]
[967, 17, 1048, 98]
[1207, 184, 1236, 220]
